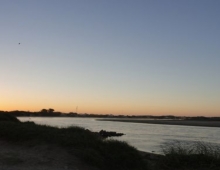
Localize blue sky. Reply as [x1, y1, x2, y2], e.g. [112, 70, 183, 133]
[0, 0, 220, 116]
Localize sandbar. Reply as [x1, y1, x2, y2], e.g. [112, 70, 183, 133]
[97, 118, 220, 128]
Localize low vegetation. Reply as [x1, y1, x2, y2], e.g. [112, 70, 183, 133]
[0, 113, 20, 123]
[0, 114, 147, 170]
[159, 140, 220, 170]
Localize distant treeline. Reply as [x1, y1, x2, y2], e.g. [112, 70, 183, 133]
[0, 109, 220, 121]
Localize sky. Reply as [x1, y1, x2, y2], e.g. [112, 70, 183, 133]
[0, 0, 220, 116]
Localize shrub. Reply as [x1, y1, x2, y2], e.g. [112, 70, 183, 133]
[0, 114, 20, 123]
[99, 139, 147, 170]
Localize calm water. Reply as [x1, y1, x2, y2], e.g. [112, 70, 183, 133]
[19, 117, 220, 153]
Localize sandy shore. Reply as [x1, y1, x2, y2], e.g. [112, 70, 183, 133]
[0, 140, 99, 170]
[0, 140, 156, 170]
[97, 118, 220, 128]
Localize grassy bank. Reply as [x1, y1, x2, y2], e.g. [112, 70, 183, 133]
[141, 141, 220, 170]
[0, 114, 147, 170]
[159, 141, 220, 170]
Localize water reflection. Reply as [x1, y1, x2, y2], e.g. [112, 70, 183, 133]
[19, 117, 220, 153]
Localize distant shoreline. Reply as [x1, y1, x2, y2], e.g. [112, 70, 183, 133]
[97, 118, 220, 128]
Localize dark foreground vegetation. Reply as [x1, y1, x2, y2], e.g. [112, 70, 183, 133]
[0, 114, 147, 170]
[1, 113, 220, 170]
[158, 141, 220, 170]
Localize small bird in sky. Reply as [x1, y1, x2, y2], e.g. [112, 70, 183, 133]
[18, 43, 20, 45]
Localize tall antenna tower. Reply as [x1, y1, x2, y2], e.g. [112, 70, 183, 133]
[76, 106, 78, 113]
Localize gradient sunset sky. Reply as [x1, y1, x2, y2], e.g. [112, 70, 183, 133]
[1, 0, 220, 116]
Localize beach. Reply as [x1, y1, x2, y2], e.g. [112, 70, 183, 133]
[97, 119, 220, 128]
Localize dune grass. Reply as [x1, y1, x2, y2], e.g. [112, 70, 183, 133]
[159, 140, 220, 170]
[0, 115, 147, 170]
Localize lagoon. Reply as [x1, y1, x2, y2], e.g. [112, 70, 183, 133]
[19, 117, 220, 154]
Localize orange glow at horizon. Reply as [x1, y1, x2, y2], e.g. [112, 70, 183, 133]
[1, 86, 219, 117]
[1, 101, 219, 117]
